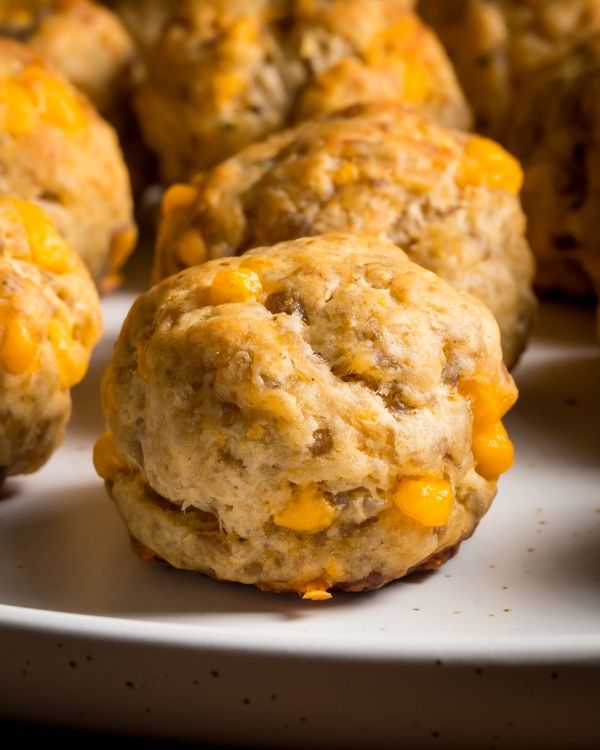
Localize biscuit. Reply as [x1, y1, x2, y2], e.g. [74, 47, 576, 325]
[155, 103, 535, 366]
[2, 0, 152, 197]
[97, 234, 517, 597]
[133, 0, 470, 181]
[505, 35, 600, 299]
[419, 0, 600, 138]
[0, 196, 101, 479]
[0, 39, 137, 286]
[103, 0, 172, 53]
[0, 0, 136, 117]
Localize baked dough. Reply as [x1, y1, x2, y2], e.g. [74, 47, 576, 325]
[1, 0, 153, 197]
[0, 39, 137, 286]
[102, 0, 172, 53]
[0, 196, 101, 480]
[0, 0, 136, 117]
[419, 1, 600, 300]
[419, 0, 600, 137]
[97, 234, 517, 597]
[505, 35, 600, 299]
[155, 103, 535, 366]
[133, 0, 470, 181]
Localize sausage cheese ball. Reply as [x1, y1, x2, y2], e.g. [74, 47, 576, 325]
[95, 234, 517, 598]
[505, 35, 600, 298]
[0, 39, 137, 286]
[155, 104, 535, 367]
[0, 0, 136, 117]
[0, 196, 101, 480]
[102, 0, 173, 53]
[419, 0, 600, 138]
[134, 0, 471, 182]
[109, 0, 416, 51]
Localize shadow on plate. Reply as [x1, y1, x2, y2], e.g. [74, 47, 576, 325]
[528, 300, 596, 346]
[525, 519, 600, 594]
[508, 352, 600, 468]
[0, 481, 406, 620]
[0, 480, 21, 503]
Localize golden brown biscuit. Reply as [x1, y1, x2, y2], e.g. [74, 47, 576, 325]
[420, 2, 600, 301]
[419, 0, 600, 137]
[133, 0, 470, 182]
[0, 1, 154, 200]
[96, 234, 517, 598]
[110, 0, 418, 57]
[0, 196, 101, 480]
[102, 0, 172, 53]
[506, 35, 600, 299]
[155, 104, 535, 366]
[0, 39, 137, 286]
[0, 0, 136, 116]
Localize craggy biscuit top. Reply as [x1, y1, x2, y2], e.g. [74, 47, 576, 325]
[0, 38, 137, 284]
[134, 0, 470, 180]
[156, 104, 522, 273]
[155, 103, 534, 366]
[98, 235, 516, 596]
[291, 0, 466, 124]
[0, 195, 101, 477]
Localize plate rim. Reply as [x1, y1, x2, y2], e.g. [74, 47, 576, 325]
[2, 603, 599, 666]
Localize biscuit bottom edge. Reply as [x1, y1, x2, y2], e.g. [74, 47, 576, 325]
[106, 468, 494, 599]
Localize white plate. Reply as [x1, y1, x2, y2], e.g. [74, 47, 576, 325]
[1, 276, 599, 749]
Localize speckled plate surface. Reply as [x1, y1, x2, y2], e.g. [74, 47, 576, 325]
[0, 277, 599, 749]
